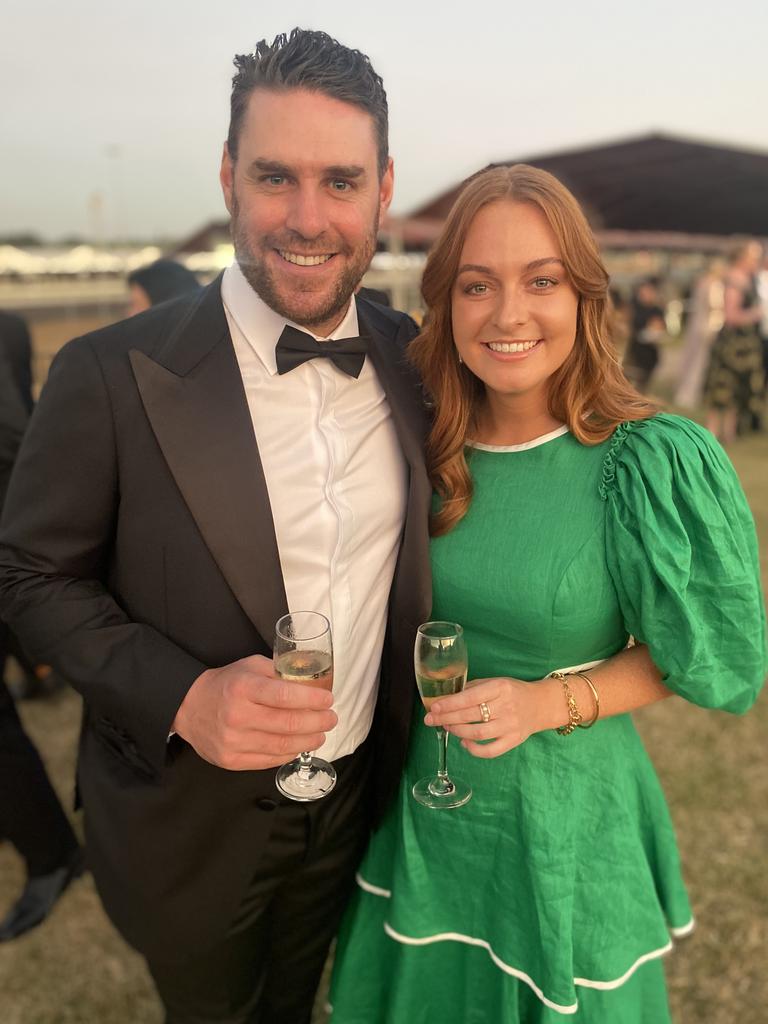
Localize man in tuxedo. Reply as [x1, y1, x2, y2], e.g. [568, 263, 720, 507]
[0, 28, 430, 1024]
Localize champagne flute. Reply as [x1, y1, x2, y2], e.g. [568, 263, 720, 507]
[274, 611, 336, 802]
[413, 621, 472, 809]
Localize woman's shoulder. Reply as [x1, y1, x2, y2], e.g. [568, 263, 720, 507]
[598, 413, 728, 501]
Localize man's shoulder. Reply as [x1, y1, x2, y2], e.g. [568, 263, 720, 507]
[75, 288, 210, 359]
[356, 295, 419, 342]
[52, 281, 224, 382]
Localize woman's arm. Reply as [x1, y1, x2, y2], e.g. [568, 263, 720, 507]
[424, 643, 673, 758]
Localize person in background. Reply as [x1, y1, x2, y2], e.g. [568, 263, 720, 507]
[756, 249, 768, 425]
[329, 165, 766, 1024]
[622, 277, 666, 392]
[0, 311, 57, 699]
[0, 351, 83, 943]
[703, 239, 764, 442]
[0, 311, 34, 414]
[674, 258, 725, 410]
[126, 258, 201, 315]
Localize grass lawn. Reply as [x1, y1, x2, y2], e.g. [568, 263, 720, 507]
[1, 432, 766, 1024]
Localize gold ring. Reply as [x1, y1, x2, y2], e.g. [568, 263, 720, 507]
[479, 701, 491, 723]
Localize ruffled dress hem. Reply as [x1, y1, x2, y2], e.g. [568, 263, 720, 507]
[354, 872, 694, 1016]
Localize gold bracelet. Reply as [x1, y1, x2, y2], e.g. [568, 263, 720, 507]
[549, 671, 582, 735]
[573, 671, 600, 728]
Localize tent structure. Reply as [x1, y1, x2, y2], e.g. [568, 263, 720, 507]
[408, 132, 768, 238]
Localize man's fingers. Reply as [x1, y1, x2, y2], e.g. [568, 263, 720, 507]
[243, 675, 334, 710]
[239, 653, 277, 676]
[214, 730, 328, 770]
[233, 704, 337, 737]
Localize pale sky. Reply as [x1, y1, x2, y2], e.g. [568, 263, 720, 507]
[2, 0, 767, 241]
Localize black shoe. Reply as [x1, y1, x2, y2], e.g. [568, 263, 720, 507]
[0, 847, 85, 941]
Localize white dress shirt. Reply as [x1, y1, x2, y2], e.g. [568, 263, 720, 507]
[221, 262, 408, 760]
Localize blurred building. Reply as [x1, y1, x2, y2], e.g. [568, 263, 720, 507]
[399, 131, 768, 295]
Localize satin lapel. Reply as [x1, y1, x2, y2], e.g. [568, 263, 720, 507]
[358, 306, 432, 632]
[129, 284, 287, 646]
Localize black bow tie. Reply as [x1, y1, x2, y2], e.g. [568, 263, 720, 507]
[275, 324, 369, 378]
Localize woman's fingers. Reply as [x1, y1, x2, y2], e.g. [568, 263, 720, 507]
[444, 721, 498, 741]
[461, 736, 516, 758]
[425, 678, 502, 725]
[421, 677, 540, 757]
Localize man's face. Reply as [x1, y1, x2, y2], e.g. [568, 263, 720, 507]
[220, 87, 394, 336]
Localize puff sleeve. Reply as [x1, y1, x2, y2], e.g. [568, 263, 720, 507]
[602, 414, 766, 712]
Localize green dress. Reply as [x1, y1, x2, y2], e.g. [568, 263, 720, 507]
[328, 414, 766, 1023]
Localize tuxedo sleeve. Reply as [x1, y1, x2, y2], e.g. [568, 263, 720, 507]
[0, 338, 206, 774]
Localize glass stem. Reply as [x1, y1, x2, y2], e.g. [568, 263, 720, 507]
[436, 726, 449, 781]
[298, 751, 313, 777]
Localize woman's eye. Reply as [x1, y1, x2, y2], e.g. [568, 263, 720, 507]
[532, 277, 557, 289]
[466, 283, 488, 295]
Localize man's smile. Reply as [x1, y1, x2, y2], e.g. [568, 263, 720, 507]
[277, 250, 336, 267]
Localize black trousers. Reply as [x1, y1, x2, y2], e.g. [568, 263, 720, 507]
[0, 653, 79, 877]
[147, 740, 373, 1024]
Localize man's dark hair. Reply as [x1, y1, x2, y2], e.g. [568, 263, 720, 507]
[227, 28, 389, 177]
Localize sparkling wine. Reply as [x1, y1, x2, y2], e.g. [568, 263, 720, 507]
[275, 649, 334, 691]
[416, 665, 467, 710]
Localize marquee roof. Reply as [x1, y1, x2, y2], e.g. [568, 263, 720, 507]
[409, 132, 768, 237]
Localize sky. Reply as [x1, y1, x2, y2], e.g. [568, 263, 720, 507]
[2, 0, 767, 242]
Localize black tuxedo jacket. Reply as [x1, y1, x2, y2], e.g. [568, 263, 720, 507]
[0, 278, 431, 961]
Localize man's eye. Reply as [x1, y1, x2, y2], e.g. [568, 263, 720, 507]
[330, 180, 352, 192]
[261, 175, 285, 186]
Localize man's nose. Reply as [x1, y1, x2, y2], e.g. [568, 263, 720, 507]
[284, 186, 330, 240]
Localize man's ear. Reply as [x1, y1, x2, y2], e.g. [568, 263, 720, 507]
[220, 142, 234, 214]
[379, 157, 394, 217]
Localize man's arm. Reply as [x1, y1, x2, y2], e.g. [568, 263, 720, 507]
[0, 338, 336, 774]
[0, 338, 208, 773]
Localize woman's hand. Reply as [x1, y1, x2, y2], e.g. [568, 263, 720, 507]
[424, 676, 552, 758]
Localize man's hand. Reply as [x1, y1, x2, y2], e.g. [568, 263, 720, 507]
[172, 655, 337, 770]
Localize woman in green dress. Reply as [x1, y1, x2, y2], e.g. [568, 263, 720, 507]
[328, 165, 766, 1023]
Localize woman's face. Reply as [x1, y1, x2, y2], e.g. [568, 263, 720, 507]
[451, 200, 579, 413]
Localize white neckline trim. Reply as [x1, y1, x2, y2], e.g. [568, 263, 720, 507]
[355, 873, 694, 1015]
[468, 424, 569, 452]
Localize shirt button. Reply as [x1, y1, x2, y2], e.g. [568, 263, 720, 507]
[255, 798, 278, 811]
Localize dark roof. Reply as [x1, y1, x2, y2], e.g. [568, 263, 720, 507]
[409, 132, 768, 236]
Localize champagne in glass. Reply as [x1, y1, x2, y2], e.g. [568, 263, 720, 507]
[274, 611, 336, 802]
[413, 621, 472, 809]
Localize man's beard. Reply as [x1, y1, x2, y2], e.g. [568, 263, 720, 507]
[230, 194, 378, 331]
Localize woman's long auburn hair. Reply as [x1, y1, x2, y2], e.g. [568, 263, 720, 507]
[409, 164, 658, 536]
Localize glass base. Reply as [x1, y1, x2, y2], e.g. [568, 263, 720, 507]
[275, 756, 337, 802]
[412, 774, 472, 809]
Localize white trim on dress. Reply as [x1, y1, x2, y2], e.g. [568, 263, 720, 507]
[468, 424, 569, 453]
[355, 872, 695, 1015]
